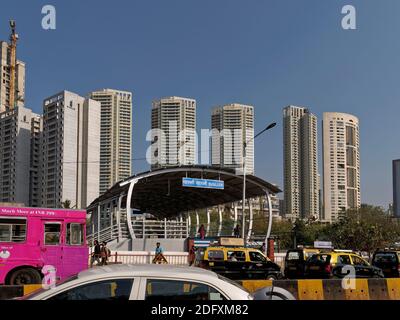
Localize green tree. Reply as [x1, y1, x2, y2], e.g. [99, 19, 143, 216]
[61, 199, 71, 209]
[325, 205, 400, 254]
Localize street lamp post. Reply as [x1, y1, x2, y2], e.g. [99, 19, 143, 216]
[241, 122, 276, 244]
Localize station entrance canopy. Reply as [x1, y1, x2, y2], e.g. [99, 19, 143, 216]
[88, 165, 281, 219]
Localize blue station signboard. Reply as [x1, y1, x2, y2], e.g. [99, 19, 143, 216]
[182, 177, 224, 190]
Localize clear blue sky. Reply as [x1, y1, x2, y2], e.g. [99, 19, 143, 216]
[1, 0, 399, 207]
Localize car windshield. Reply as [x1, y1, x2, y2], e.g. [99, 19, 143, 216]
[18, 275, 79, 300]
[287, 251, 301, 260]
[308, 254, 331, 264]
[304, 251, 319, 259]
[373, 252, 397, 263]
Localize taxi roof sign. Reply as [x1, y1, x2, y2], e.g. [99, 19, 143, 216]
[219, 237, 244, 247]
[314, 241, 333, 249]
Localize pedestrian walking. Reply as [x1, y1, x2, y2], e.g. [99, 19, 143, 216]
[260, 242, 266, 254]
[189, 246, 196, 266]
[233, 224, 240, 238]
[100, 241, 111, 266]
[90, 240, 101, 267]
[198, 224, 206, 239]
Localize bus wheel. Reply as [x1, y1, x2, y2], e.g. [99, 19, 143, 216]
[8, 268, 42, 285]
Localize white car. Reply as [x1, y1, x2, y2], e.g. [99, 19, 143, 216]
[21, 264, 254, 300]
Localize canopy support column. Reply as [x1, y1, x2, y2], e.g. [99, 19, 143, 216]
[126, 179, 138, 240]
[206, 208, 210, 236]
[232, 203, 238, 236]
[246, 199, 253, 242]
[217, 206, 223, 236]
[195, 210, 199, 235]
[265, 189, 273, 255]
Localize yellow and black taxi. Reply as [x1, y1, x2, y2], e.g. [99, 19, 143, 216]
[194, 246, 282, 280]
[284, 247, 321, 279]
[304, 250, 384, 279]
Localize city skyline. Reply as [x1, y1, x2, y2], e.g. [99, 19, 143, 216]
[1, 1, 399, 208]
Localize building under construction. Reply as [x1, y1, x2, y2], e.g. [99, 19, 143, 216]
[0, 20, 25, 113]
[0, 21, 42, 206]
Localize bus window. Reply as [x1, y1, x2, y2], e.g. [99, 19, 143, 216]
[67, 223, 84, 245]
[0, 218, 26, 242]
[44, 223, 61, 245]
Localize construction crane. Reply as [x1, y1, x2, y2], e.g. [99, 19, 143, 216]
[8, 20, 18, 110]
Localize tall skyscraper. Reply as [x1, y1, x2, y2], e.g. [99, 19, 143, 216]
[392, 159, 400, 218]
[283, 106, 319, 220]
[151, 96, 196, 169]
[90, 89, 133, 194]
[211, 104, 254, 174]
[0, 106, 40, 205]
[322, 112, 360, 222]
[41, 91, 100, 209]
[0, 24, 25, 112]
[29, 113, 42, 207]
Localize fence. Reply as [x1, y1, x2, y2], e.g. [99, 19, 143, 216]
[108, 251, 189, 265]
[87, 224, 121, 245]
[131, 219, 188, 239]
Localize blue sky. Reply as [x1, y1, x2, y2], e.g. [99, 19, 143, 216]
[1, 0, 399, 207]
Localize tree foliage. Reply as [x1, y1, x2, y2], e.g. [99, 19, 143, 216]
[61, 199, 71, 209]
[187, 204, 400, 254]
[324, 205, 400, 253]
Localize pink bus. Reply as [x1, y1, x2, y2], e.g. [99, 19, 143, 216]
[0, 206, 88, 285]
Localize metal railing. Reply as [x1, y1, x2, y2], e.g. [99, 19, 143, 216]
[87, 224, 120, 245]
[131, 219, 188, 239]
[108, 251, 189, 265]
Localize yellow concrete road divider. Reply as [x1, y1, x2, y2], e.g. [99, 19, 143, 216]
[1, 279, 400, 300]
[0, 284, 42, 299]
[23, 284, 43, 296]
[240, 278, 400, 300]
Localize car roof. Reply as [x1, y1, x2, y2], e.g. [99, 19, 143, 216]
[206, 246, 258, 251]
[77, 264, 219, 280]
[374, 250, 400, 253]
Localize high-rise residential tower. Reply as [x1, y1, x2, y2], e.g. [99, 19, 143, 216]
[211, 104, 254, 175]
[29, 113, 42, 207]
[151, 96, 196, 169]
[283, 106, 319, 220]
[0, 107, 40, 205]
[41, 91, 100, 209]
[90, 89, 133, 194]
[322, 112, 360, 222]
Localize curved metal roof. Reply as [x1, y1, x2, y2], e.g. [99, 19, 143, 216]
[88, 165, 281, 218]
